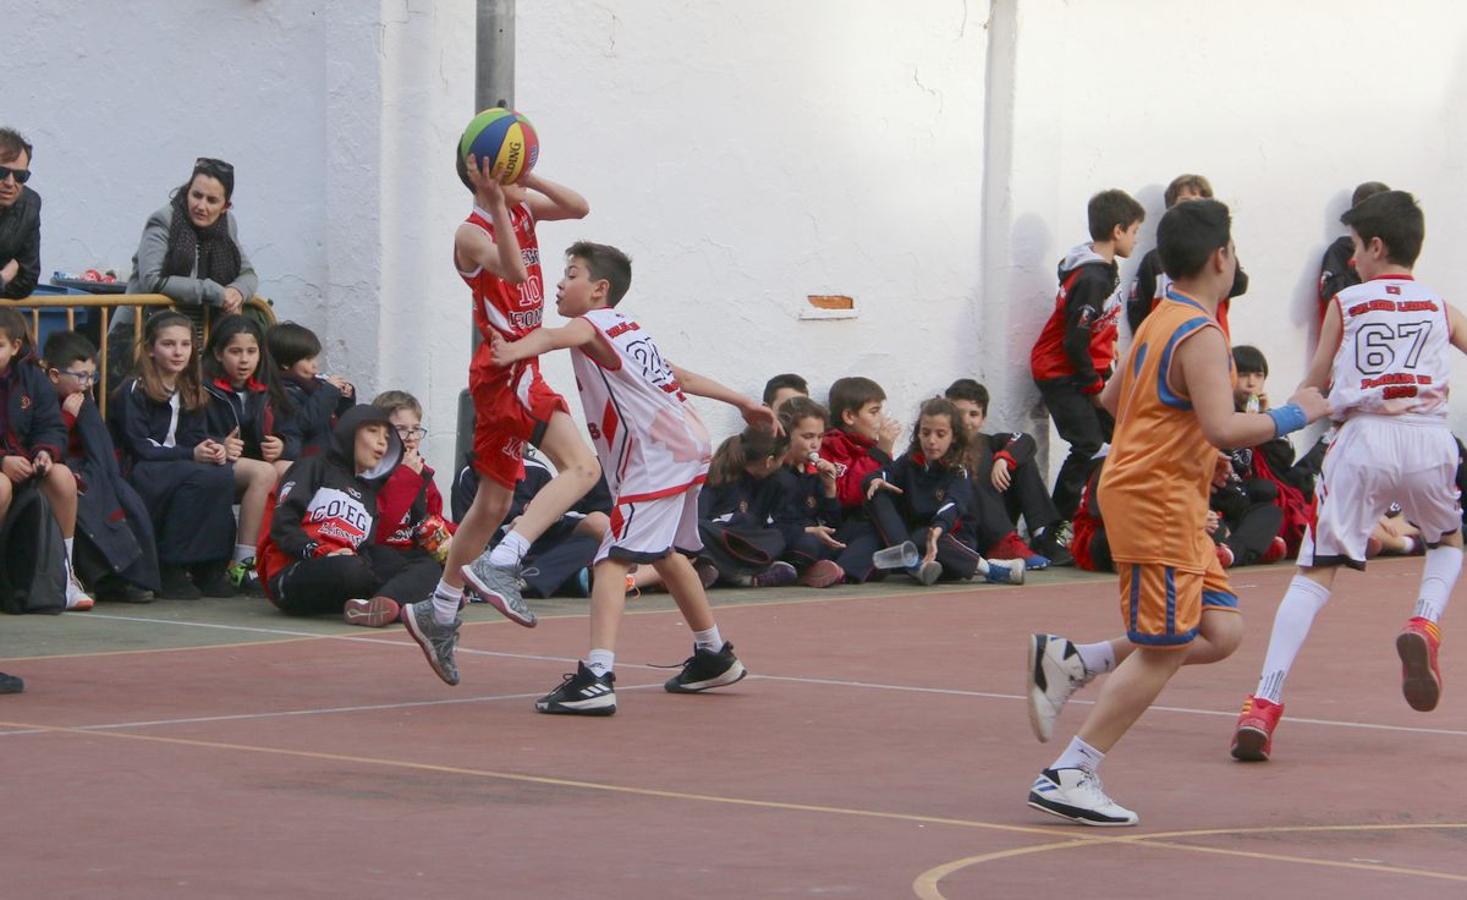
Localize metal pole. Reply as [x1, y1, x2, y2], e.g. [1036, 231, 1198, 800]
[457, 0, 516, 470]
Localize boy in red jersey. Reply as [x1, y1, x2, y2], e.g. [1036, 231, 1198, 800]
[401, 153, 598, 686]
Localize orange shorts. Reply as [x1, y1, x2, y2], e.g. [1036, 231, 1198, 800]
[469, 345, 569, 490]
[1117, 553, 1236, 648]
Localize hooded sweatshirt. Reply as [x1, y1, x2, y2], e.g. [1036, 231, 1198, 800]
[256, 405, 402, 595]
[1029, 243, 1122, 393]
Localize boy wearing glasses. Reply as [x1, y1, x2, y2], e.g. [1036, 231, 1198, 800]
[370, 389, 455, 566]
[41, 330, 160, 602]
[0, 127, 40, 299]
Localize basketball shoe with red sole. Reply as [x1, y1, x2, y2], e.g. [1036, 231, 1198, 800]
[1396, 617, 1443, 712]
[1230, 695, 1284, 761]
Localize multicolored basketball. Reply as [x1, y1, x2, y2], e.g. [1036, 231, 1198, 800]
[457, 108, 540, 188]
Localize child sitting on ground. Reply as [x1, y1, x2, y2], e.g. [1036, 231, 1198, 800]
[267, 321, 355, 459]
[697, 427, 797, 588]
[820, 375, 901, 583]
[772, 396, 845, 588]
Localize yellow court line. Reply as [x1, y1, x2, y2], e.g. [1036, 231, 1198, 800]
[912, 823, 1467, 898]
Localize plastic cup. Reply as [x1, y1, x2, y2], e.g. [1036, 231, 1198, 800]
[872, 541, 919, 570]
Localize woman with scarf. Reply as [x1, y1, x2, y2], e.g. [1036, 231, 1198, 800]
[107, 158, 257, 384]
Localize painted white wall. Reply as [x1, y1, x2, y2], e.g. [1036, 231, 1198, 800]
[7, 0, 1467, 495]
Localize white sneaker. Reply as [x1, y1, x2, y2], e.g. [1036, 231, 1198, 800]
[985, 558, 1026, 585]
[65, 575, 94, 612]
[1026, 633, 1090, 742]
[1027, 767, 1138, 826]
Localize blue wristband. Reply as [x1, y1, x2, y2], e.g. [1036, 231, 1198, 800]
[1265, 403, 1307, 438]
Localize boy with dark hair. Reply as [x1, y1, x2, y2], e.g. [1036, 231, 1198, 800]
[1231, 190, 1467, 762]
[0, 127, 40, 299]
[41, 330, 159, 602]
[763, 373, 809, 410]
[1318, 181, 1391, 319]
[1030, 189, 1143, 524]
[1025, 199, 1329, 825]
[1127, 173, 1249, 336]
[820, 375, 901, 583]
[489, 240, 775, 714]
[268, 321, 355, 458]
[945, 378, 1071, 566]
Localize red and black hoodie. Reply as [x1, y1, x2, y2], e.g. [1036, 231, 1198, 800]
[1029, 243, 1122, 394]
[257, 405, 402, 600]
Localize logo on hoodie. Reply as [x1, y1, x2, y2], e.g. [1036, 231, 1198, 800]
[303, 487, 372, 548]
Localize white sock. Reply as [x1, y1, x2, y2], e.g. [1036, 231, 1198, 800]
[233, 544, 255, 564]
[693, 625, 723, 652]
[431, 580, 463, 626]
[1254, 574, 1331, 704]
[488, 531, 531, 567]
[1050, 735, 1105, 774]
[1412, 545, 1463, 624]
[586, 649, 615, 678]
[1075, 640, 1116, 677]
[975, 558, 991, 576]
[64, 537, 75, 563]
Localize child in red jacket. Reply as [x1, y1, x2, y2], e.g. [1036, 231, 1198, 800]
[818, 376, 901, 583]
[371, 390, 454, 560]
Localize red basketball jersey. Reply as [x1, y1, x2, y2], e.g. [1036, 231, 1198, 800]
[458, 201, 545, 342]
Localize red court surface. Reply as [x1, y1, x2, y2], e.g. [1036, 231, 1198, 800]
[1, 558, 1464, 898]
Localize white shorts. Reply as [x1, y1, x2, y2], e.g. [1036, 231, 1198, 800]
[594, 487, 704, 565]
[1299, 415, 1462, 570]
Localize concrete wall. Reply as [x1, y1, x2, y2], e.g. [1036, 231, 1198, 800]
[7, 0, 1467, 491]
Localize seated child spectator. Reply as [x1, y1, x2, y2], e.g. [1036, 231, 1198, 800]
[945, 378, 1070, 568]
[1069, 455, 1111, 572]
[267, 321, 354, 458]
[820, 376, 901, 583]
[111, 310, 237, 599]
[42, 330, 159, 602]
[1224, 345, 1313, 558]
[1207, 451, 1285, 568]
[864, 397, 1024, 585]
[697, 427, 798, 588]
[203, 315, 300, 592]
[372, 389, 453, 555]
[1318, 181, 1391, 322]
[257, 405, 440, 624]
[763, 373, 809, 411]
[772, 396, 845, 588]
[1127, 174, 1249, 337]
[0, 309, 93, 610]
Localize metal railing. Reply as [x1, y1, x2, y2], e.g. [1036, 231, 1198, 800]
[5, 293, 277, 417]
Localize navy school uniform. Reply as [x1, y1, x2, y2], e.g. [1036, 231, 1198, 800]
[968, 430, 1059, 549]
[281, 373, 350, 458]
[0, 353, 65, 463]
[697, 470, 790, 580]
[772, 465, 843, 572]
[111, 377, 236, 566]
[62, 396, 161, 592]
[864, 451, 983, 580]
[205, 377, 302, 461]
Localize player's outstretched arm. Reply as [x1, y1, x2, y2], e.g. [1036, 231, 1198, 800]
[1176, 326, 1330, 449]
[1301, 299, 1344, 392]
[1449, 304, 1467, 355]
[490, 319, 597, 367]
[669, 364, 780, 434]
[520, 173, 590, 222]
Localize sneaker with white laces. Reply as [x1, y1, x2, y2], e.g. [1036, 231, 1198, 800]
[401, 600, 462, 686]
[65, 576, 94, 612]
[1027, 633, 1091, 742]
[536, 662, 617, 716]
[984, 558, 1026, 585]
[1027, 767, 1138, 826]
[461, 552, 537, 627]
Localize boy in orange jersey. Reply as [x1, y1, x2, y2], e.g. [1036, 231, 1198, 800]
[1025, 200, 1329, 826]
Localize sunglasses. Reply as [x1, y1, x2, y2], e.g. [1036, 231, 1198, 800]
[195, 157, 234, 178]
[0, 165, 31, 185]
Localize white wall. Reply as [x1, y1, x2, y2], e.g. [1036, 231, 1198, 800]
[8, 0, 1467, 491]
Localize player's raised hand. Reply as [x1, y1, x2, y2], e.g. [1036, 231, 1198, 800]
[1288, 385, 1331, 423]
[466, 154, 506, 205]
[740, 400, 781, 436]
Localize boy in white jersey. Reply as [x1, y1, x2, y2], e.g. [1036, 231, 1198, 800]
[490, 241, 778, 715]
[1232, 191, 1467, 761]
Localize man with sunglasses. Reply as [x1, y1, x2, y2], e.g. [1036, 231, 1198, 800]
[0, 127, 40, 299]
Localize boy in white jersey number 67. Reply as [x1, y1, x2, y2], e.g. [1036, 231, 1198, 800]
[491, 241, 778, 715]
[1232, 191, 1467, 761]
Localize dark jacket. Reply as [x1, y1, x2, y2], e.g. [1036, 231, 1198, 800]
[281, 373, 349, 458]
[864, 451, 973, 534]
[699, 471, 791, 530]
[204, 377, 302, 461]
[1030, 243, 1122, 393]
[111, 377, 210, 466]
[0, 186, 41, 298]
[259, 406, 403, 585]
[1318, 235, 1358, 310]
[0, 353, 66, 461]
[1128, 247, 1250, 335]
[61, 395, 161, 590]
[772, 465, 841, 545]
[820, 428, 891, 510]
[968, 430, 1038, 479]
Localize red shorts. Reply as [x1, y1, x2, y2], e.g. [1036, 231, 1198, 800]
[469, 344, 569, 490]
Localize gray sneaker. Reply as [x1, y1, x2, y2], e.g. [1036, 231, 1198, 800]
[402, 601, 462, 686]
[461, 554, 537, 627]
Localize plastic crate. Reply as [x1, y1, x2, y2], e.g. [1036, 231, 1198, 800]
[14, 284, 93, 349]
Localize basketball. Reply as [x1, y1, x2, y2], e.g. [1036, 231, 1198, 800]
[457, 107, 540, 187]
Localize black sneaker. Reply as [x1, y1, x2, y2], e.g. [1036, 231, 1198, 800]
[191, 562, 236, 598]
[0, 671, 23, 694]
[1034, 525, 1076, 568]
[536, 662, 617, 715]
[158, 565, 202, 600]
[664, 641, 748, 693]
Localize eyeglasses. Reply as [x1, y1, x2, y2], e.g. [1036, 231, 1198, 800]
[195, 157, 234, 178]
[395, 425, 427, 440]
[0, 166, 31, 185]
[57, 369, 98, 385]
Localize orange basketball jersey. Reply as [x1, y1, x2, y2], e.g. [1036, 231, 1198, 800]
[1098, 288, 1230, 571]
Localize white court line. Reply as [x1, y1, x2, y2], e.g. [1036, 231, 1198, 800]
[34, 612, 1467, 741]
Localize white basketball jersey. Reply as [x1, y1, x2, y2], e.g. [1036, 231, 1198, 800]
[1328, 276, 1452, 420]
[571, 307, 712, 501]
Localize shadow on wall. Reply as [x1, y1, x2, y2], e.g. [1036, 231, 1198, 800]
[1006, 211, 1053, 451]
[1288, 188, 1354, 366]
